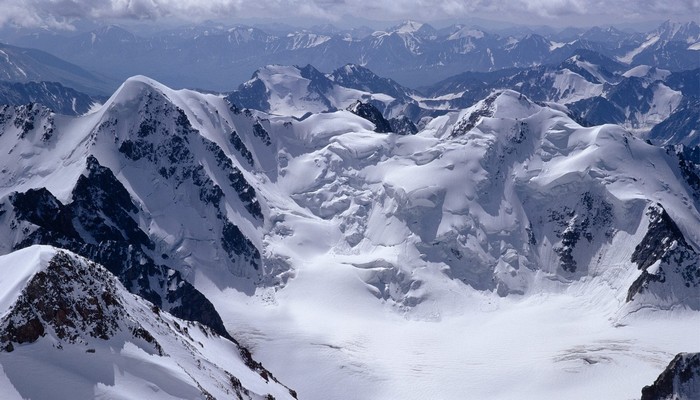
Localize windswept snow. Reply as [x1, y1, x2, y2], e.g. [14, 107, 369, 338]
[0, 76, 698, 400]
[623, 65, 672, 80]
[618, 35, 660, 64]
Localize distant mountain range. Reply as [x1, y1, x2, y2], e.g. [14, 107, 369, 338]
[0, 18, 699, 398]
[0, 42, 115, 95]
[0, 41, 695, 141]
[4, 20, 699, 90]
[222, 55, 697, 145]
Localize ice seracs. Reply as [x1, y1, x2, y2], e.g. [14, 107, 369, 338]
[0, 74, 697, 400]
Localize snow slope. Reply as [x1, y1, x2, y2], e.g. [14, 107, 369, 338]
[0, 76, 698, 400]
[0, 246, 296, 400]
[217, 89, 699, 400]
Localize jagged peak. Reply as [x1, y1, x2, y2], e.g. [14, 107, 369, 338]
[297, 63, 326, 79]
[0, 246, 135, 350]
[447, 26, 486, 40]
[330, 63, 382, 82]
[519, 33, 550, 44]
[654, 19, 700, 41]
[447, 90, 541, 139]
[382, 20, 436, 37]
[391, 20, 425, 34]
[247, 64, 309, 88]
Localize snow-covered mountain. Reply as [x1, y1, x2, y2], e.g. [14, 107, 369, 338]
[618, 20, 700, 70]
[0, 76, 277, 337]
[226, 64, 421, 121]
[425, 50, 697, 136]
[7, 20, 699, 90]
[0, 246, 296, 400]
[0, 73, 698, 398]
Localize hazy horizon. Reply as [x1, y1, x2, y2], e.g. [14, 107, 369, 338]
[0, 0, 698, 32]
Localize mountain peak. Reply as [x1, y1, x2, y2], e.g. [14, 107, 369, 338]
[0, 246, 137, 350]
[655, 19, 700, 42]
[387, 20, 436, 37]
[447, 26, 486, 40]
[105, 75, 170, 108]
[0, 246, 298, 399]
[90, 24, 137, 42]
[392, 20, 424, 34]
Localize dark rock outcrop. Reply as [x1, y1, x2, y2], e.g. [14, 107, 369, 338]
[627, 204, 700, 305]
[8, 158, 231, 339]
[347, 100, 392, 133]
[641, 353, 700, 400]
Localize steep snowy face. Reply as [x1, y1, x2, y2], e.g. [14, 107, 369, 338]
[0, 75, 698, 400]
[0, 246, 297, 400]
[80, 76, 268, 285]
[263, 89, 700, 311]
[0, 76, 283, 336]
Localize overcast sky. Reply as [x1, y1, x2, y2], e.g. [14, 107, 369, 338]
[0, 0, 698, 30]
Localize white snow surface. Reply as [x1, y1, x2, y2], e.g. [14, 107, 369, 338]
[0, 246, 295, 400]
[247, 65, 404, 118]
[549, 69, 604, 103]
[448, 27, 485, 41]
[0, 78, 698, 400]
[617, 35, 660, 64]
[623, 65, 672, 80]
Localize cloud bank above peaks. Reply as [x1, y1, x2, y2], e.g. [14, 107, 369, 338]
[0, 0, 698, 29]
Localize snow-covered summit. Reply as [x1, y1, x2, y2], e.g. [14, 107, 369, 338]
[227, 64, 418, 120]
[0, 73, 698, 400]
[0, 246, 297, 400]
[390, 20, 430, 35]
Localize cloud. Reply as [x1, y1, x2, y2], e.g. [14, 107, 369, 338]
[0, 0, 697, 29]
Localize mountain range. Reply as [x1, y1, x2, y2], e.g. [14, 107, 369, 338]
[0, 70, 697, 398]
[4, 20, 698, 90]
[0, 17, 698, 400]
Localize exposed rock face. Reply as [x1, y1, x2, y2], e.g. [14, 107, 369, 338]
[347, 100, 392, 133]
[642, 353, 700, 400]
[0, 103, 55, 141]
[0, 248, 298, 400]
[8, 158, 231, 338]
[388, 115, 418, 135]
[0, 251, 160, 353]
[627, 204, 700, 308]
[548, 191, 614, 274]
[670, 145, 700, 201]
[450, 92, 498, 138]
